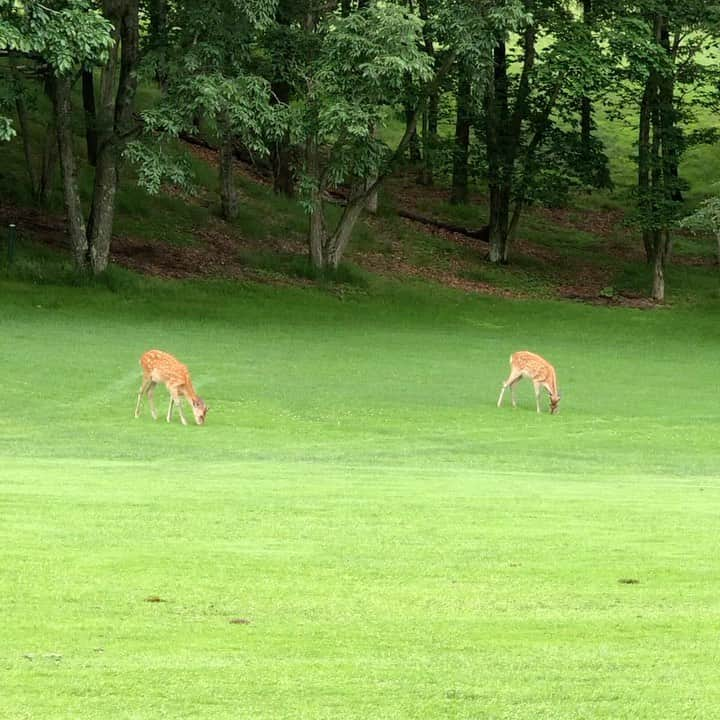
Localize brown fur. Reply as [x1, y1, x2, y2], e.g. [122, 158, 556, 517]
[497, 350, 560, 414]
[134, 349, 208, 425]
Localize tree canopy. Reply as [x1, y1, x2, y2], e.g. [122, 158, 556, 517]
[2, 0, 720, 300]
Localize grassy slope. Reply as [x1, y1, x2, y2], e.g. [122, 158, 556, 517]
[1, 278, 719, 720]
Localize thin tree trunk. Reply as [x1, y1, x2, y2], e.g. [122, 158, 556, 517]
[11, 64, 38, 196]
[418, 109, 432, 185]
[82, 69, 98, 166]
[218, 117, 239, 220]
[486, 41, 510, 264]
[649, 13, 678, 302]
[659, 23, 682, 203]
[14, 96, 37, 195]
[507, 199, 524, 245]
[52, 75, 89, 270]
[648, 17, 663, 276]
[509, 78, 564, 247]
[304, 49, 457, 270]
[638, 75, 653, 263]
[272, 139, 294, 197]
[417, 0, 436, 185]
[37, 75, 57, 204]
[365, 174, 378, 214]
[326, 187, 366, 268]
[405, 104, 421, 162]
[450, 58, 471, 205]
[486, 26, 536, 264]
[580, 0, 593, 166]
[651, 230, 667, 301]
[488, 185, 510, 264]
[86, 0, 140, 274]
[87, 152, 119, 273]
[425, 90, 438, 184]
[364, 125, 378, 213]
[38, 117, 57, 204]
[306, 134, 326, 268]
[148, 0, 169, 86]
[271, 81, 294, 197]
[87, 18, 120, 272]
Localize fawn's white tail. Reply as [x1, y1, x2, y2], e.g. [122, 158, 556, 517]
[134, 349, 208, 426]
[497, 351, 560, 414]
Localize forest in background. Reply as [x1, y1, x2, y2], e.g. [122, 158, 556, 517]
[2, 0, 720, 302]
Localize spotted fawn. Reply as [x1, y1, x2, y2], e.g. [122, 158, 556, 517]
[497, 351, 560, 414]
[134, 349, 208, 425]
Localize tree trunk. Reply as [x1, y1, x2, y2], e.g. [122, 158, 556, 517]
[326, 189, 365, 268]
[52, 75, 89, 270]
[14, 96, 37, 195]
[85, 0, 139, 273]
[486, 41, 510, 264]
[302, 49, 458, 270]
[148, 0, 169, 86]
[418, 109, 433, 185]
[425, 90, 438, 184]
[651, 229, 669, 302]
[405, 104, 421, 163]
[658, 22, 682, 204]
[450, 58, 471, 205]
[365, 174, 378, 214]
[36, 76, 57, 204]
[651, 246, 664, 301]
[364, 125, 378, 213]
[82, 69, 98, 166]
[87, 151, 119, 273]
[647, 14, 679, 301]
[417, 0, 436, 185]
[48, 3, 138, 274]
[486, 25, 536, 264]
[488, 185, 510, 264]
[507, 198, 524, 245]
[305, 134, 326, 268]
[218, 117, 239, 220]
[272, 139, 294, 197]
[580, 0, 593, 168]
[271, 81, 295, 197]
[638, 75, 653, 263]
[87, 20, 120, 273]
[11, 64, 38, 196]
[38, 117, 57, 204]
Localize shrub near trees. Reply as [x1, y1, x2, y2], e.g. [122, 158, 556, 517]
[2, 1, 720, 301]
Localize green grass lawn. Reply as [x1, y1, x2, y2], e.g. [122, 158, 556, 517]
[2, 276, 719, 719]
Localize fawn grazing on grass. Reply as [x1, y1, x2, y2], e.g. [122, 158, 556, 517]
[134, 350, 208, 426]
[497, 351, 560, 414]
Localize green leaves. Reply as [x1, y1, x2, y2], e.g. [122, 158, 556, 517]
[295, 4, 433, 192]
[123, 140, 194, 195]
[0, 114, 16, 141]
[0, 1, 113, 74]
[680, 186, 720, 238]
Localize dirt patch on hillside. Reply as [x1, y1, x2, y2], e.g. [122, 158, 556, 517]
[110, 231, 245, 279]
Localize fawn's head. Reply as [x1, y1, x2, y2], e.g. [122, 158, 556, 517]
[192, 397, 208, 425]
[550, 394, 560, 415]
